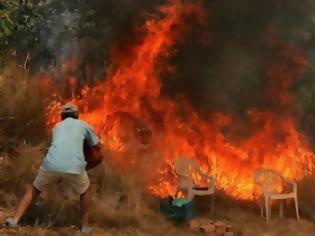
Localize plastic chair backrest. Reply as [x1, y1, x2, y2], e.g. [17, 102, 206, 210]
[253, 169, 284, 195]
[174, 157, 199, 178]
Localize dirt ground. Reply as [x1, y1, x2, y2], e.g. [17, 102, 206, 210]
[1, 190, 315, 236]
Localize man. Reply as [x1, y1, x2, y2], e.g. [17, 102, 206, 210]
[5, 103, 103, 233]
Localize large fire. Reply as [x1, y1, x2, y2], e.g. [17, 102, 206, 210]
[44, 0, 314, 200]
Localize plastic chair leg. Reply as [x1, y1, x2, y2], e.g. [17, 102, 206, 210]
[294, 196, 300, 220]
[279, 200, 283, 218]
[265, 196, 270, 224]
[211, 194, 215, 212]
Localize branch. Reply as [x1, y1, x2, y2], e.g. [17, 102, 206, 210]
[24, 52, 30, 70]
[0, 117, 15, 121]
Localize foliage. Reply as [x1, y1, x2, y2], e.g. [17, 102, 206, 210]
[0, 0, 44, 49]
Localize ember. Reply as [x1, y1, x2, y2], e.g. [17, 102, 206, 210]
[45, 0, 314, 200]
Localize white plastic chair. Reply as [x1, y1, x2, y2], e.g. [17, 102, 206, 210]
[253, 168, 300, 224]
[174, 157, 216, 211]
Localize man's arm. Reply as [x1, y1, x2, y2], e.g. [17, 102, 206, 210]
[84, 124, 104, 170]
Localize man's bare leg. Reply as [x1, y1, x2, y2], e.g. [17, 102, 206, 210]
[11, 185, 41, 223]
[80, 187, 91, 228]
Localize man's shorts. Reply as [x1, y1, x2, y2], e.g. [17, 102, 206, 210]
[33, 169, 90, 195]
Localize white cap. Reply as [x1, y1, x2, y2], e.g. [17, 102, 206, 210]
[61, 103, 78, 114]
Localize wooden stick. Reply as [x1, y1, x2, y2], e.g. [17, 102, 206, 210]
[0, 117, 15, 121]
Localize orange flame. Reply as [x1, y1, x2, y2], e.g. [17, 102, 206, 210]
[45, 0, 314, 200]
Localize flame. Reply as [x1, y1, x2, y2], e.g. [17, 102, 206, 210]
[45, 0, 314, 200]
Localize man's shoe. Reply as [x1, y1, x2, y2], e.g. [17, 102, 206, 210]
[4, 218, 18, 228]
[81, 225, 93, 234]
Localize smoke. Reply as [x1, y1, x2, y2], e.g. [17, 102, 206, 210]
[31, 0, 168, 76]
[157, 0, 315, 144]
[38, 10, 79, 69]
[165, 0, 314, 112]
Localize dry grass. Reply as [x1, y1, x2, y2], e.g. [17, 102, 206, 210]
[1, 150, 315, 235]
[0, 61, 48, 145]
[2, 163, 315, 236]
[0, 143, 45, 206]
[0, 63, 48, 207]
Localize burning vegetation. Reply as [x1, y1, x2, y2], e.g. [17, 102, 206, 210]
[1, 0, 315, 235]
[43, 0, 315, 201]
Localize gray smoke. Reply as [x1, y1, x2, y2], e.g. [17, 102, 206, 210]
[159, 0, 315, 145]
[165, 0, 315, 112]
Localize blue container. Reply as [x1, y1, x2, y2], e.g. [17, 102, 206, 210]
[160, 196, 197, 223]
